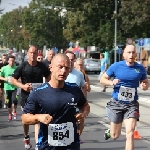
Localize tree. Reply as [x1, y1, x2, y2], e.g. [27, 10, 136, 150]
[21, 0, 67, 49]
[118, 0, 150, 38]
[63, 0, 122, 50]
[0, 0, 4, 14]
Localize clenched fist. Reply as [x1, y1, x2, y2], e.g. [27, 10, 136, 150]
[38, 114, 53, 125]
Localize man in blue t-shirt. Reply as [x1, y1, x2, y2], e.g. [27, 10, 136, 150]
[99, 53, 108, 92]
[100, 45, 149, 150]
[22, 53, 90, 150]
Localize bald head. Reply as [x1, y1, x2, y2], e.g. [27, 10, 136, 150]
[124, 45, 136, 52]
[51, 53, 70, 65]
[28, 45, 37, 52]
[47, 50, 55, 62]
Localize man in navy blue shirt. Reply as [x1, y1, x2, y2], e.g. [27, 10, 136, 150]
[22, 53, 90, 150]
[100, 45, 149, 150]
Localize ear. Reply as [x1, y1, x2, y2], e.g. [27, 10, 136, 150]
[49, 64, 52, 72]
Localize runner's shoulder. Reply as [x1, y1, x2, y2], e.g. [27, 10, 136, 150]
[65, 82, 80, 89]
[34, 82, 49, 92]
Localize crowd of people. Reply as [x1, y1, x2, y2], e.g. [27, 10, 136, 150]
[0, 44, 148, 150]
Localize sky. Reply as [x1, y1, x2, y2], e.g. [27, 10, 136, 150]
[1, 0, 31, 13]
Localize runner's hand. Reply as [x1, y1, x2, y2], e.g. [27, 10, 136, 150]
[38, 114, 53, 125]
[140, 82, 147, 90]
[75, 113, 85, 124]
[22, 83, 32, 92]
[111, 79, 120, 86]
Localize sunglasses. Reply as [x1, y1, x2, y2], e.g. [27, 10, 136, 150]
[37, 57, 43, 60]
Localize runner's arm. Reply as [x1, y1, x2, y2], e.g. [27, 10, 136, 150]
[22, 113, 53, 125]
[11, 77, 24, 89]
[79, 101, 90, 118]
[0, 76, 7, 82]
[100, 72, 113, 86]
[85, 74, 91, 92]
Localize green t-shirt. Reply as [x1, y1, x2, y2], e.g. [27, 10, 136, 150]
[0, 65, 17, 90]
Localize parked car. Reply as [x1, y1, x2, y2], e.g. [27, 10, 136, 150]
[83, 58, 100, 74]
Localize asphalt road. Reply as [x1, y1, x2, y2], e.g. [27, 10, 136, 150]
[0, 73, 150, 150]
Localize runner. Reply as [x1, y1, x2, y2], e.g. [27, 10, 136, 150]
[36, 50, 54, 149]
[0, 54, 8, 108]
[75, 58, 91, 136]
[43, 49, 55, 68]
[11, 46, 50, 150]
[75, 58, 91, 97]
[65, 51, 86, 98]
[99, 53, 108, 92]
[0, 55, 18, 121]
[100, 45, 149, 150]
[22, 53, 90, 150]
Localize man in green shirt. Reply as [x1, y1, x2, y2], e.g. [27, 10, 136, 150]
[0, 55, 18, 121]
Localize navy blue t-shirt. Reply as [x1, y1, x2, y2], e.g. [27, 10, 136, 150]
[23, 82, 87, 149]
[106, 61, 147, 102]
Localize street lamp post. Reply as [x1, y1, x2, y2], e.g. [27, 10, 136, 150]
[114, 0, 117, 62]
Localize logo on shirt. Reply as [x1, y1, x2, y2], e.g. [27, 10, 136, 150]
[71, 98, 74, 102]
[134, 69, 140, 73]
[68, 98, 77, 106]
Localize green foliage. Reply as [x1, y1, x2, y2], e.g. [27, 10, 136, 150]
[0, 0, 150, 51]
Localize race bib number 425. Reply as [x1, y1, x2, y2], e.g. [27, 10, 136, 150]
[118, 86, 135, 102]
[48, 122, 74, 146]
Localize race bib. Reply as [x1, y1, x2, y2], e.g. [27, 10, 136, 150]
[7, 76, 12, 83]
[118, 86, 135, 102]
[30, 83, 43, 92]
[48, 122, 74, 146]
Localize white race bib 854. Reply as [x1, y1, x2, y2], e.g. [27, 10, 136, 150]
[118, 86, 135, 102]
[48, 122, 74, 146]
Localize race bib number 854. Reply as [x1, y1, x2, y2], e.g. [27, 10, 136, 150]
[48, 122, 74, 146]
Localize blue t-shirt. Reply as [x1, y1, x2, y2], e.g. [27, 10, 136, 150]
[23, 82, 87, 149]
[65, 69, 85, 87]
[106, 61, 147, 103]
[101, 58, 107, 72]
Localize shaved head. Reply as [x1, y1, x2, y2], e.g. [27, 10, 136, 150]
[28, 45, 38, 52]
[47, 50, 55, 62]
[51, 53, 70, 65]
[124, 45, 136, 52]
[123, 45, 137, 66]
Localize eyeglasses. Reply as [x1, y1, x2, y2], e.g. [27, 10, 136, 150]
[37, 57, 43, 60]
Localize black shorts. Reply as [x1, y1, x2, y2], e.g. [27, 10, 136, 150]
[5, 89, 17, 108]
[20, 94, 29, 108]
[0, 81, 4, 88]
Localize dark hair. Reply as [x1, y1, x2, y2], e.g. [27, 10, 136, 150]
[100, 53, 104, 58]
[27, 45, 38, 52]
[65, 51, 76, 59]
[8, 55, 15, 60]
[2, 54, 7, 57]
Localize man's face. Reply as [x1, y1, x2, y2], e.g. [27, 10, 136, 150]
[27, 47, 38, 62]
[8, 58, 15, 66]
[2, 55, 7, 63]
[66, 53, 75, 69]
[123, 47, 137, 63]
[50, 57, 70, 81]
[47, 50, 55, 62]
[76, 61, 83, 71]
